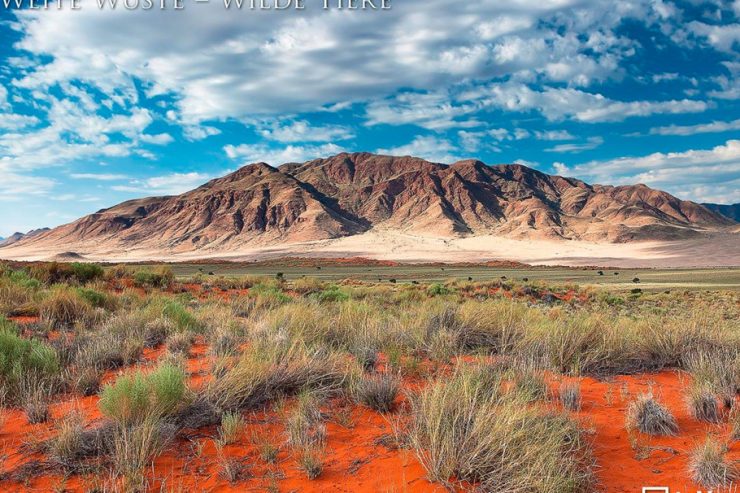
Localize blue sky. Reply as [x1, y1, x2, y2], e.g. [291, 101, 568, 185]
[0, 0, 739, 236]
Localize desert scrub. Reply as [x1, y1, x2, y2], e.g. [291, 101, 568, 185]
[559, 380, 582, 411]
[689, 436, 738, 487]
[352, 372, 401, 412]
[0, 324, 60, 403]
[626, 393, 679, 436]
[408, 365, 594, 492]
[286, 391, 326, 449]
[47, 411, 86, 469]
[39, 286, 93, 329]
[98, 363, 188, 426]
[297, 445, 324, 480]
[686, 383, 720, 423]
[166, 331, 195, 355]
[205, 339, 349, 414]
[132, 267, 174, 289]
[111, 417, 177, 492]
[218, 412, 245, 445]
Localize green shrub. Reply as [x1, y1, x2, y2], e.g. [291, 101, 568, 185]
[408, 365, 593, 492]
[98, 363, 188, 426]
[76, 287, 117, 310]
[427, 283, 451, 296]
[314, 285, 350, 303]
[70, 263, 104, 283]
[0, 325, 60, 403]
[39, 287, 93, 329]
[133, 267, 174, 289]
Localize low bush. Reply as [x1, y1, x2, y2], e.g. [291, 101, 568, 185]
[218, 412, 245, 445]
[686, 384, 720, 423]
[98, 363, 188, 426]
[0, 325, 60, 403]
[133, 267, 174, 289]
[626, 393, 679, 436]
[352, 372, 401, 413]
[39, 287, 93, 329]
[559, 381, 582, 411]
[408, 365, 594, 491]
[688, 437, 738, 487]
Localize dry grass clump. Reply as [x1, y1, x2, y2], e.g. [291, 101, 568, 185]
[626, 393, 679, 436]
[97, 364, 186, 490]
[0, 324, 60, 405]
[686, 383, 720, 423]
[111, 417, 176, 491]
[166, 331, 195, 355]
[205, 339, 350, 415]
[286, 392, 326, 449]
[731, 408, 740, 441]
[39, 287, 93, 329]
[297, 446, 324, 480]
[559, 381, 582, 411]
[352, 372, 401, 413]
[98, 363, 189, 426]
[218, 412, 245, 445]
[688, 436, 738, 487]
[408, 365, 594, 492]
[47, 411, 87, 469]
[685, 348, 739, 409]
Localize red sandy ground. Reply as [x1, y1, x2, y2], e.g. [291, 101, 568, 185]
[1, 325, 738, 492]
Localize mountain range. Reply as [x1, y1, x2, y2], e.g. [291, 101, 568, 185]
[702, 203, 740, 222]
[0, 153, 736, 265]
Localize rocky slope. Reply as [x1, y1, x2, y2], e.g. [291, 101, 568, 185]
[702, 203, 740, 222]
[0, 228, 50, 247]
[1, 153, 733, 257]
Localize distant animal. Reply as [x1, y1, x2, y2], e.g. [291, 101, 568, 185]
[597, 271, 604, 276]
[632, 277, 640, 283]
[389, 279, 397, 284]
[522, 277, 529, 282]
[468, 276, 473, 281]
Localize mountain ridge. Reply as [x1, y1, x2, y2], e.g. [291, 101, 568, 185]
[1, 153, 734, 260]
[702, 203, 740, 222]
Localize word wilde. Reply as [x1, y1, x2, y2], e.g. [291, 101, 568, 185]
[223, 0, 391, 9]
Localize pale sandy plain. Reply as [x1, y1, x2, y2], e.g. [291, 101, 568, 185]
[1, 229, 738, 268]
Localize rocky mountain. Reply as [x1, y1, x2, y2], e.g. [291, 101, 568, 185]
[0, 228, 50, 247]
[1, 153, 733, 257]
[702, 203, 740, 222]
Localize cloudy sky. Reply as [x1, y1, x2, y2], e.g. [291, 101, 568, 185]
[0, 0, 739, 236]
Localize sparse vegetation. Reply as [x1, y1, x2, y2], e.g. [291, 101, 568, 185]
[627, 393, 679, 436]
[689, 436, 738, 488]
[0, 261, 737, 490]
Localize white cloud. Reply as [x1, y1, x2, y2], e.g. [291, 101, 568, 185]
[0, 166, 55, 201]
[545, 136, 603, 153]
[70, 173, 129, 181]
[0, 97, 155, 171]
[476, 83, 710, 122]
[258, 120, 354, 143]
[0, 113, 39, 130]
[649, 119, 740, 136]
[224, 143, 345, 165]
[8, 0, 659, 124]
[140, 133, 175, 145]
[111, 172, 212, 195]
[569, 140, 740, 203]
[534, 130, 575, 141]
[377, 136, 462, 164]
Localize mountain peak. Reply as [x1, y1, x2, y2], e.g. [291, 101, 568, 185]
[1, 153, 732, 256]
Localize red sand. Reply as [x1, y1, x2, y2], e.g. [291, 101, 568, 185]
[1, 340, 737, 492]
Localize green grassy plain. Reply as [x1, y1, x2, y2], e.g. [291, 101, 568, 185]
[159, 263, 740, 291]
